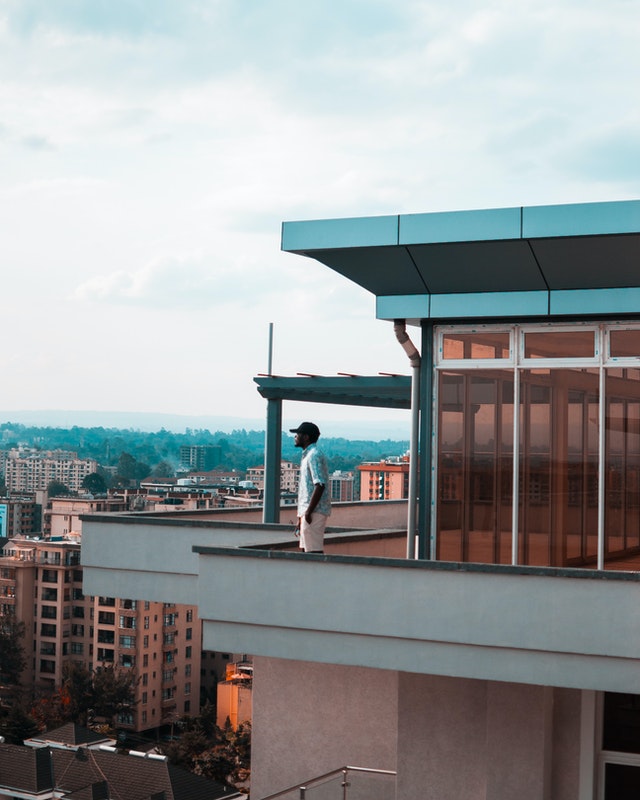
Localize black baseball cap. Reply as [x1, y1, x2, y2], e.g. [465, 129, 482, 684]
[289, 421, 320, 438]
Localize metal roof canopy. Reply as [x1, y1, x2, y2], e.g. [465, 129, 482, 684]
[254, 375, 412, 409]
[281, 199, 640, 322]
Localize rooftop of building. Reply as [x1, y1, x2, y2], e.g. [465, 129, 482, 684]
[283, 198, 640, 323]
[0, 738, 241, 800]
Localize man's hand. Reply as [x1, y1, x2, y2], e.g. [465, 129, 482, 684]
[304, 510, 313, 524]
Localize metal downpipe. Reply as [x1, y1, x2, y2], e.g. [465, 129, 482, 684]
[394, 320, 421, 559]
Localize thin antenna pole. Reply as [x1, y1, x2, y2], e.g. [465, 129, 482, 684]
[267, 322, 274, 376]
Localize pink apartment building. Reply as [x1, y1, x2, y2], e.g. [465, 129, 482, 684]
[0, 533, 201, 733]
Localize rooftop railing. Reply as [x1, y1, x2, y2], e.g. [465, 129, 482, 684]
[257, 766, 396, 800]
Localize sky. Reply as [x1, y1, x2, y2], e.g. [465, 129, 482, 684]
[0, 0, 639, 437]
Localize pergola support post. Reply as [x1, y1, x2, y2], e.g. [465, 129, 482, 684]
[263, 397, 282, 523]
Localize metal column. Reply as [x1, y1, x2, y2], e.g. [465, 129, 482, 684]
[417, 321, 434, 559]
[262, 397, 282, 523]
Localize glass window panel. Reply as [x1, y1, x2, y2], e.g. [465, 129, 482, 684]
[442, 332, 510, 360]
[605, 375, 640, 561]
[610, 329, 640, 358]
[436, 371, 513, 565]
[519, 369, 598, 567]
[524, 330, 595, 359]
[604, 764, 640, 799]
[604, 693, 640, 753]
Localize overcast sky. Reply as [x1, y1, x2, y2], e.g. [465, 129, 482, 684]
[1, 0, 639, 435]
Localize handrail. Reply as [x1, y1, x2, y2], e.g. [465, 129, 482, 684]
[257, 765, 396, 800]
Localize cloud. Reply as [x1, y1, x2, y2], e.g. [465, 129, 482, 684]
[71, 251, 295, 311]
[19, 133, 55, 150]
[4, 0, 192, 39]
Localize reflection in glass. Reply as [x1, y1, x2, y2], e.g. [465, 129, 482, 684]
[434, 325, 640, 570]
[437, 372, 513, 564]
[518, 371, 599, 567]
[605, 373, 640, 560]
[442, 332, 510, 360]
[610, 329, 640, 359]
[524, 330, 595, 359]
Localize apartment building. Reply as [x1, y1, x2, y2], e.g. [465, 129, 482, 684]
[179, 444, 222, 472]
[0, 534, 201, 733]
[46, 497, 127, 538]
[246, 461, 299, 493]
[329, 470, 354, 502]
[358, 456, 409, 501]
[83, 199, 640, 799]
[2, 448, 98, 494]
[0, 494, 40, 538]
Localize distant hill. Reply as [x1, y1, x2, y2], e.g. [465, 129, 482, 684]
[0, 410, 411, 441]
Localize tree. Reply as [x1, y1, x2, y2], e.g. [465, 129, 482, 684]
[91, 664, 137, 723]
[62, 662, 95, 725]
[115, 453, 151, 486]
[82, 472, 107, 495]
[193, 721, 252, 789]
[0, 614, 27, 685]
[0, 704, 39, 744]
[30, 663, 137, 731]
[151, 460, 174, 478]
[47, 479, 71, 497]
[30, 686, 73, 730]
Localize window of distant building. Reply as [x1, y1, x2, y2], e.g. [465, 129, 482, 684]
[434, 322, 640, 569]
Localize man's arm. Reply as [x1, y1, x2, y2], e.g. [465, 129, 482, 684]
[304, 482, 325, 523]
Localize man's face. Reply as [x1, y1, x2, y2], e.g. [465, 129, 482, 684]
[294, 432, 310, 449]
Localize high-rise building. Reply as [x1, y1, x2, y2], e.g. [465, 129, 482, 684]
[0, 494, 40, 538]
[329, 470, 354, 502]
[2, 449, 98, 494]
[357, 456, 409, 501]
[0, 533, 201, 733]
[246, 461, 299, 493]
[179, 445, 222, 472]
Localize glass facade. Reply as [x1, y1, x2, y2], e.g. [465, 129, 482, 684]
[434, 322, 640, 569]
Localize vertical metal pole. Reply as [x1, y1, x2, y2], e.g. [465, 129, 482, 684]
[511, 365, 521, 565]
[418, 321, 434, 559]
[597, 329, 606, 570]
[263, 397, 282, 524]
[267, 322, 274, 376]
[407, 362, 421, 559]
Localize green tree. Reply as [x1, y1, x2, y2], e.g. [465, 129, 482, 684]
[0, 704, 40, 744]
[81, 472, 107, 495]
[115, 453, 150, 486]
[30, 663, 137, 730]
[91, 664, 137, 722]
[62, 662, 95, 725]
[47, 479, 71, 497]
[151, 460, 174, 478]
[0, 613, 27, 685]
[193, 720, 252, 789]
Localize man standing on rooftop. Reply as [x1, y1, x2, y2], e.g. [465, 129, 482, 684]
[290, 422, 331, 553]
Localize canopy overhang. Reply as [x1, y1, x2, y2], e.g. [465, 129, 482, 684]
[282, 199, 640, 323]
[254, 375, 412, 409]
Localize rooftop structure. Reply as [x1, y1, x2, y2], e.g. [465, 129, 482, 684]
[83, 199, 640, 799]
[0, 731, 240, 799]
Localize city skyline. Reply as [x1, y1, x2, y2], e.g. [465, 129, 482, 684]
[1, 0, 638, 435]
